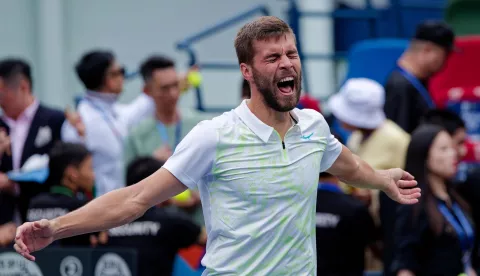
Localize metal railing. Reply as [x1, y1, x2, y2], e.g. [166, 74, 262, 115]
[175, 5, 270, 112]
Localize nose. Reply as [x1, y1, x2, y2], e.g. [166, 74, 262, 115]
[278, 54, 293, 70]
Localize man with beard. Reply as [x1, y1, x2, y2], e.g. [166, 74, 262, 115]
[14, 16, 421, 275]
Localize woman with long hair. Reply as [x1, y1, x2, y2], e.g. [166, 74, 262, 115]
[392, 124, 475, 276]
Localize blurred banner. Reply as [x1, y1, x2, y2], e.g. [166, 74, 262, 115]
[0, 247, 137, 276]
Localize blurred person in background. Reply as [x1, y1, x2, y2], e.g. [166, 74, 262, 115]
[123, 55, 210, 224]
[384, 21, 456, 134]
[62, 50, 155, 197]
[107, 156, 207, 276]
[316, 171, 376, 276]
[329, 77, 410, 271]
[0, 58, 65, 226]
[26, 142, 105, 247]
[392, 124, 475, 276]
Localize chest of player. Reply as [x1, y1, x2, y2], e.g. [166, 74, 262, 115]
[211, 125, 325, 199]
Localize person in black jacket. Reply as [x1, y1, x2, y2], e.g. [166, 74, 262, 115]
[391, 125, 474, 276]
[27, 142, 99, 247]
[384, 21, 455, 134]
[316, 172, 376, 276]
[106, 156, 207, 276]
[0, 58, 65, 225]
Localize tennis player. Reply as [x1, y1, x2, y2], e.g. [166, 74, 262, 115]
[14, 16, 420, 275]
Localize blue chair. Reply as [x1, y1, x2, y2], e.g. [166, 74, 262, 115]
[344, 38, 409, 85]
[333, 38, 409, 142]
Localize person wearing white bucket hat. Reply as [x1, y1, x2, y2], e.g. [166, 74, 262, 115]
[329, 78, 411, 271]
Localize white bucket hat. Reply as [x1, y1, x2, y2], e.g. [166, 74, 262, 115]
[328, 78, 386, 129]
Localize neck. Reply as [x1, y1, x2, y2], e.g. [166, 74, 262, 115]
[247, 95, 292, 139]
[155, 108, 178, 125]
[398, 55, 429, 79]
[61, 178, 78, 194]
[428, 173, 450, 203]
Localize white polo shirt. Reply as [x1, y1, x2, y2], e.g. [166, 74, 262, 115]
[163, 100, 342, 275]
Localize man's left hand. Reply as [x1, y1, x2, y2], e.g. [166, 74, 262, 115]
[382, 168, 421, 204]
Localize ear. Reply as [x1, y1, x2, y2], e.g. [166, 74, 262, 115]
[64, 165, 78, 181]
[19, 77, 31, 93]
[240, 63, 254, 83]
[143, 83, 150, 95]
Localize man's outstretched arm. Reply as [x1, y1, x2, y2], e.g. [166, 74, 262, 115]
[326, 145, 421, 204]
[14, 168, 186, 261]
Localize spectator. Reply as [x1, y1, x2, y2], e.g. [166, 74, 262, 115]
[329, 78, 410, 272]
[62, 50, 155, 196]
[316, 172, 376, 276]
[391, 124, 474, 276]
[124, 55, 215, 164]
[384, 21, 456, 134]
[241, 78, 250, 100]
[0, 58, 65, 224]
[26, 142, 103, 247]
[107, 156, 207, 276]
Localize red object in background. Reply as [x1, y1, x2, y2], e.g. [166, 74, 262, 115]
[429, 36, 480, 108]
[178, 245, 205, 270]
[298, 94, 321, 113]
[461, 139, 480, 163]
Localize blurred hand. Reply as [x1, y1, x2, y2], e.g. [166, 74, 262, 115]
[397, 270, 415, 276]
[153, 145, 173, 162]
[0, 222, 16, 247]
[351, 189, 372, 207]
[382, 169, 421, 205]
[0, 128, 11, 158]
[0, 173, 15, 194]
[179, 65, 199, 92]
[14, 219, 55, 261]
[90, 231, 109, 247]
[65, 107, 86, 138]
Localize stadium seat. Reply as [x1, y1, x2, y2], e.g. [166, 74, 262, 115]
[446, 0, 480, 36]
[343, 38, 408, 85]
[429, 36, 480, 108]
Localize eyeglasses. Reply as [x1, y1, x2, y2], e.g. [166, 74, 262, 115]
[108, 67, 126, 78]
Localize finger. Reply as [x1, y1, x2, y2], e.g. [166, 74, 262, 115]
[399, 187, 421, 195]
[401, 170, 415, 180]
[397, 180, 418, 188]
[400, 198, 419, 205]
[33, 219, 49, 229]
[403, 192, 421, 200]
[14, 237, 29, 253]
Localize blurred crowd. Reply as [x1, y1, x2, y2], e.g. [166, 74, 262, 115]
[0, 17, 477, 276]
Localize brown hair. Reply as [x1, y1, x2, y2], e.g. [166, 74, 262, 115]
[234, 16, 295, 65]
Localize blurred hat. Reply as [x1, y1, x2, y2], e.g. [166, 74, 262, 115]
[414, 20, 457, 53]
[297, 94, 321, 112]
[328, 78, 385, 129]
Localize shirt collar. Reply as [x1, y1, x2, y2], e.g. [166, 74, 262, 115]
[85, 90, 119, 105]
[50, 185, 75, 197]
[2, 98, 39, 125]
[234, 100, 274, 143]
[234, 100, 302, 143]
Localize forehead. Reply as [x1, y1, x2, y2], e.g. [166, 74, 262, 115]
[150, 67, 177, 83]
[252, 33, 297, 57]
[432, 131, 452, 148]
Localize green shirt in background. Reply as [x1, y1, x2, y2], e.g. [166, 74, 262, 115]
[124, 108, 218, 225]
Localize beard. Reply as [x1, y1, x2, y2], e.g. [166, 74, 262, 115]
[251, 66, 302, 112]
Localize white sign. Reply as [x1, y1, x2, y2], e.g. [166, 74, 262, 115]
[94, 253, 131, 276]
[0, 252, 43, 276]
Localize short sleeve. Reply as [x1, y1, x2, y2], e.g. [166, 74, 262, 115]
[319, 118, 342, 172]
[163, 121, 218, 190]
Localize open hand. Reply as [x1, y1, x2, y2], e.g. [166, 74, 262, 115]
[382, 168, 421, 204]
[14, 219, 55, 261]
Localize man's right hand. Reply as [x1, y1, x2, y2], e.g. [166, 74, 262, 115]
[14, 219, 55, 261]
[0, 128, 11, 158]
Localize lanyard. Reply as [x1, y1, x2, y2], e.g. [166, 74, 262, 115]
[396, 66, 436, 108]
[156, 120, 182, 150]
[437, 201, 475, 272]
[318, 183, 343, 193]
[83, 96, 123, 144]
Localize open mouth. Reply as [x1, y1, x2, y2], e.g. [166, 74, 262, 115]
[277, 77, 295, 95]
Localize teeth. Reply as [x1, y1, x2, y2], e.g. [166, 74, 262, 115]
[279, 77, 294, 83]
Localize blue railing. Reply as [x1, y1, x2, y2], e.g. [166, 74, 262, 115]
[176, 5, 270, 112]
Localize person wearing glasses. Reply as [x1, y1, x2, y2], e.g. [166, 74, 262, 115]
[61, 50, 155, 197]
